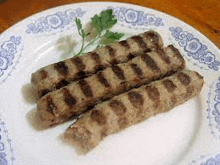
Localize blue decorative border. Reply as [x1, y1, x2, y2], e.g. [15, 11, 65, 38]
[188, 154, 206, 165]
[200, 153, 220, 165]
[213, 77, 220, 134]
[169, 27, 220, 71]
[207, 84, 215, 136]
[0, 118, 15, 165]
[26, 8, 86, 34]
[108, 7, 164, 27]
[206, 78, 220, 140]
[0, 6, 218, 164]
[188, 153, 220, 165]
[0, 36, 22, 83]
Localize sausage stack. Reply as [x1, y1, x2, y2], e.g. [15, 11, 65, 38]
[31, 30, 204, 153]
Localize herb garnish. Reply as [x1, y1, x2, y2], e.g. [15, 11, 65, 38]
[74, 9, 124, 56]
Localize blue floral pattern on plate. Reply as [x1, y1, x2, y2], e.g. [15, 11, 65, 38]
[188, 153, 220, 165]
[214, 77, 220, 128]
[206, 77, 220, 140]
[169, 27, 220, 71]
[1, 3, 219, 164]
[0, 36, 21, 78]
[0, 152, 7, 165]
[26, 8, 85, 34]
[108, 7, 164, 27]
[200, 154, 220, 165]
[0, 119, 15, 165]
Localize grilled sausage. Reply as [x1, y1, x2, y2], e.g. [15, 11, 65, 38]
[31, 31, 163, 98]
[37, 45, 185, 127]
[64, 70, 204, 153]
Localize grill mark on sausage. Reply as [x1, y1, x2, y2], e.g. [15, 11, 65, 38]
[76, 71, 87, 79]
[130, 63, 143, 79]
[40, 79, 70, 97]
[141, 53, 160, 72]
[127, 53, 136, 60]
[168, 45, 185, 69]
[71, 56, 85, 71]
[78, 80, 93, 97]
[168, 45, 184, 60]
[62, 88, 77, 107]
[162, 79, 177, 93]
[157, 48, 170, 64]
[118, 117, 128, 129]
[39, 69, 48, 80]
[90, 110, 107, 125]
[143, 48, 152, 53]
[111, 65, 125, 80]
[97, 71, 110, 87]
[95, 64, 105, 72]
[144, 31, 159, 47]
[145, 85, 160, 102]
[131, 35, 148, 51]
[106, 45, 116, 57]
[39, 89, 51, 98]
[119, 40, 130, 49]
[90, 52, 101, 66]
[128, 91, 144, 108]
[195, 72, 203, 79]
[56, 79, 69, 89]
[177, 72, 191, 86]
[46, 96, 56, 115]
[110, 59, 118, 65]
[109, 100, 127, 116]
[54, 61, 69, 75]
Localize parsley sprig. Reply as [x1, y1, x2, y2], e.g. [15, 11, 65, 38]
[75, 18, 89, 56]
[74, 9, 124, 56]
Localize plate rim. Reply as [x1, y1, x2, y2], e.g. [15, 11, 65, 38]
[1, 1, 220, 51]
[0, 2, 220, 165]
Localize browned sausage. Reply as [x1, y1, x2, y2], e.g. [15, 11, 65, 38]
[64, 70, 204, 153]
[37, 45, 185, 127]
[31, 31, 163, 98]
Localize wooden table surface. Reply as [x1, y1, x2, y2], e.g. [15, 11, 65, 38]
[0, 0, 220, 48]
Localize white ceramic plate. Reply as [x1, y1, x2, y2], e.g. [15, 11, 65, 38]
[0, 2, 220, 165]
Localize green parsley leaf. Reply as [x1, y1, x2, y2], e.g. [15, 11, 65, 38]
[72, 9, 124, 56]
[81, 29, 87, 37]
[91, 9, 117, 34]
[101, 38, 116, 45]
[103, 19, 117, 29]
[101, 30, 124, 45]
[75, 18, 89, 38]
[75, 18, 82, 30]
[104, 30, 124, 40]
[91, 15, 103, 34]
